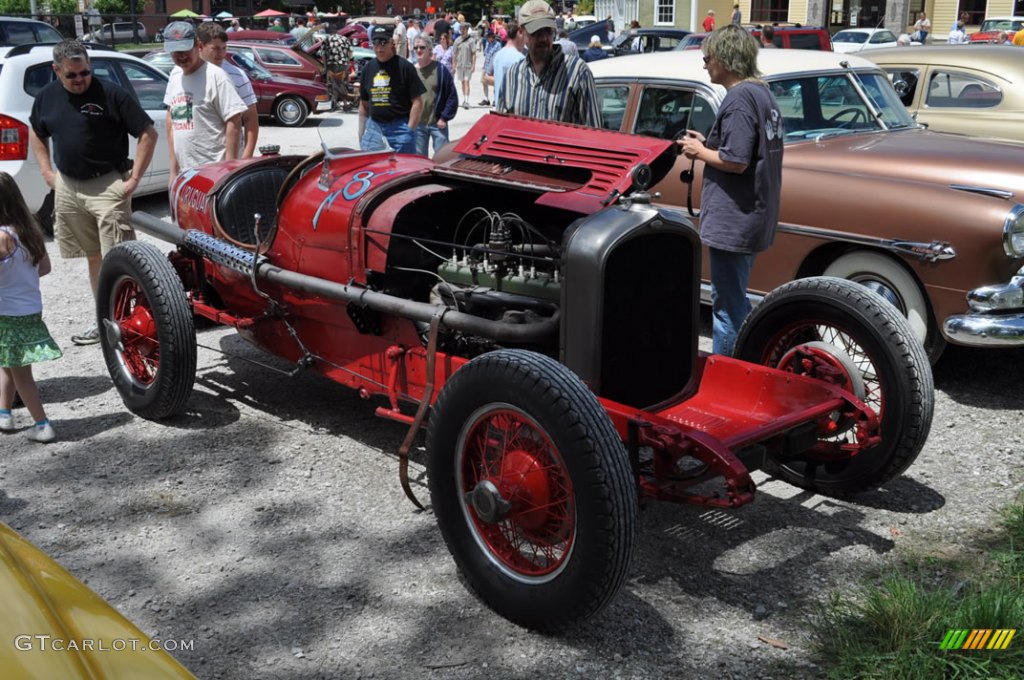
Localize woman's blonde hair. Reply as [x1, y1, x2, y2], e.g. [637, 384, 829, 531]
[702, 24, 761, 81]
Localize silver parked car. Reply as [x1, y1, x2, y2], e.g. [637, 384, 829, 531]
[89, 21, 150, 43]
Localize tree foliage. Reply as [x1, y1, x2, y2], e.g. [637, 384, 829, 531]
[50, 0, 78, 13]
[95, 0, 129, 15]
[0, 0, 31, 15]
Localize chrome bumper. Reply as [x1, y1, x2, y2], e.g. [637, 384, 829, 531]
[943, 275, 1024, 346]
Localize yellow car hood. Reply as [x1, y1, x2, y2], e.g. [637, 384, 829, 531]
[0, 523, 195, 679]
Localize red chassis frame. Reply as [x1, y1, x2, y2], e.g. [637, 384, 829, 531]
[174, 262, 878, 511]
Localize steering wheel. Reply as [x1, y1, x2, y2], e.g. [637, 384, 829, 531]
[827, 107, 867, 128]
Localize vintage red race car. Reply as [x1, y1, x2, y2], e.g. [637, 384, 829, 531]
[98, 114, 934, 631]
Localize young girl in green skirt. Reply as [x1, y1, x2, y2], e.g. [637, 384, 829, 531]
[0, 172, 62, 442]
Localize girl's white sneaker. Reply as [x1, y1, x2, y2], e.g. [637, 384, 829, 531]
[25, 423, 55, 443]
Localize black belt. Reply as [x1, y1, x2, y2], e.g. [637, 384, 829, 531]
[66, 167, 115, 180]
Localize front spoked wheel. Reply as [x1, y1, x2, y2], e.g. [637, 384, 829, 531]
[427, 350, 637, 631]
[97, 241, 196, 419]
[734, 277, 933, 496]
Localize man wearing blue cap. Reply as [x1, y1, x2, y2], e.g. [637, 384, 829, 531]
[162, 21, 247, 179]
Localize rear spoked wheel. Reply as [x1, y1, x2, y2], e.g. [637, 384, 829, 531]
[734, 277, 933, 496]
[427, 349, 637, 631]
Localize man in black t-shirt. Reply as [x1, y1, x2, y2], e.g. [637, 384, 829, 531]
[359, 25, 425, 154]
[29, 40, 157, 346]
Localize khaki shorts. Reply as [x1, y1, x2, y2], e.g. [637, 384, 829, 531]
[54, 170, 135, 259]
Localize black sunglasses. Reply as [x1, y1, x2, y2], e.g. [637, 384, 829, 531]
[63, 69, 92, 79]
[413, 45, 428, 51]
[702, 55, 712, 64]
[372, 38, 390, 45]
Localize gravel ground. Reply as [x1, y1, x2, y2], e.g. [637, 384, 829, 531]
[2, 67, 1023, 680]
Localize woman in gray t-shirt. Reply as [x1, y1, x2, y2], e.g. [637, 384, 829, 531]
[678, 25, 783, 356]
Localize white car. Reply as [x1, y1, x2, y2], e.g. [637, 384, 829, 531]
[87, 21, 151, 44]
[832, 28, 919, 52]
[0, 42, 170, 231]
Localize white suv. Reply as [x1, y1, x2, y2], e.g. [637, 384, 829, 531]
[0, 17, 64, 56]
[88, 21, 150, 44]
[0, 42, 170, 231]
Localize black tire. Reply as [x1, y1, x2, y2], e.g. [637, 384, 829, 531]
[274, 96, 309, 127]
[427, 349, 637, 631]
[97, 241, 196, 419]
[734, 277, 933, 497]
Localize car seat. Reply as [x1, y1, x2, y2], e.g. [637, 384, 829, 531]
[215, 166, 290, 247]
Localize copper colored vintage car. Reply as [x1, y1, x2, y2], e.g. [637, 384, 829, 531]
[591, 50, 1024, 361]
[98, 115, 933, 630]
[864, 45, 1024, 143]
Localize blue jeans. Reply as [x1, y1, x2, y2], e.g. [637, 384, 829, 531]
[415, 124, 449, 157]
[709, 247, 755, 356]
[360, 118, 417, 154]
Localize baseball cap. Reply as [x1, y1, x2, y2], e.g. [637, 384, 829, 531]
[519, 0, 556, 34]
[163, 21, 196, 52]
[589, 34, 602, 45]
[371, 25, 394, 41]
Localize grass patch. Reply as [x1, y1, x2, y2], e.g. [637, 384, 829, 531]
[814, 496, 1024, 680]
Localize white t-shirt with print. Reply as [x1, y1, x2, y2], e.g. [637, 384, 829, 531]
[164, 62, 248, 172]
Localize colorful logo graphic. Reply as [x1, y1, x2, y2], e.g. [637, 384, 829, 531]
[940, 629, 1016, 650]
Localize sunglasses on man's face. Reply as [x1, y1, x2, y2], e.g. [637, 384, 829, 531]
[63, 69, 92, 79]
[373, 38, 390, 45]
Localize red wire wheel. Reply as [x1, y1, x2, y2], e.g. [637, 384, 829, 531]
[97, 242, 196, 419]
[110, 278, 160, 386]
[428, 350, 636, 631]
[734, 277, 933, 497]
[456, 406, 576, 582]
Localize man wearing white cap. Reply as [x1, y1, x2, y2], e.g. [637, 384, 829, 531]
[496, 0, 601, 127]
[162, 21, 247, 179]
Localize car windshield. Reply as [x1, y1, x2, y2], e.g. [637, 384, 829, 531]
[769, 71, 917, 141]
[833, 31, 868, 43]
[980, 19, 1024, 31]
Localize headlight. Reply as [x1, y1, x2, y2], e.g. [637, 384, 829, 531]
[1003, 204, 1024, 258]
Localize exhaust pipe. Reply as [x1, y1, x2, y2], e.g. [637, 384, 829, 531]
[130, 211, 559, 343]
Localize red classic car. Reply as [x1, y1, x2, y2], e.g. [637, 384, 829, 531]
[968, 16, 1023, 42]
[226, 51, 332, 126]
[228, 40, 324, 84]
[339, 23, 369, 47]
[98, 114, 933, 630]
[141, 49, 332, 126]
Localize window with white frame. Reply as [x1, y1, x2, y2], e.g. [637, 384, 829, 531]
[655, 0, 675, 25]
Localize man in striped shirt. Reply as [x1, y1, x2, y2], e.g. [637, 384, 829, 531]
[496, 0, 602, 128]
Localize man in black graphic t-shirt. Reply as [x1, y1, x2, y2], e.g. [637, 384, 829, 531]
[359, 25, 425, 154]
[29, 40, 157, 346]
